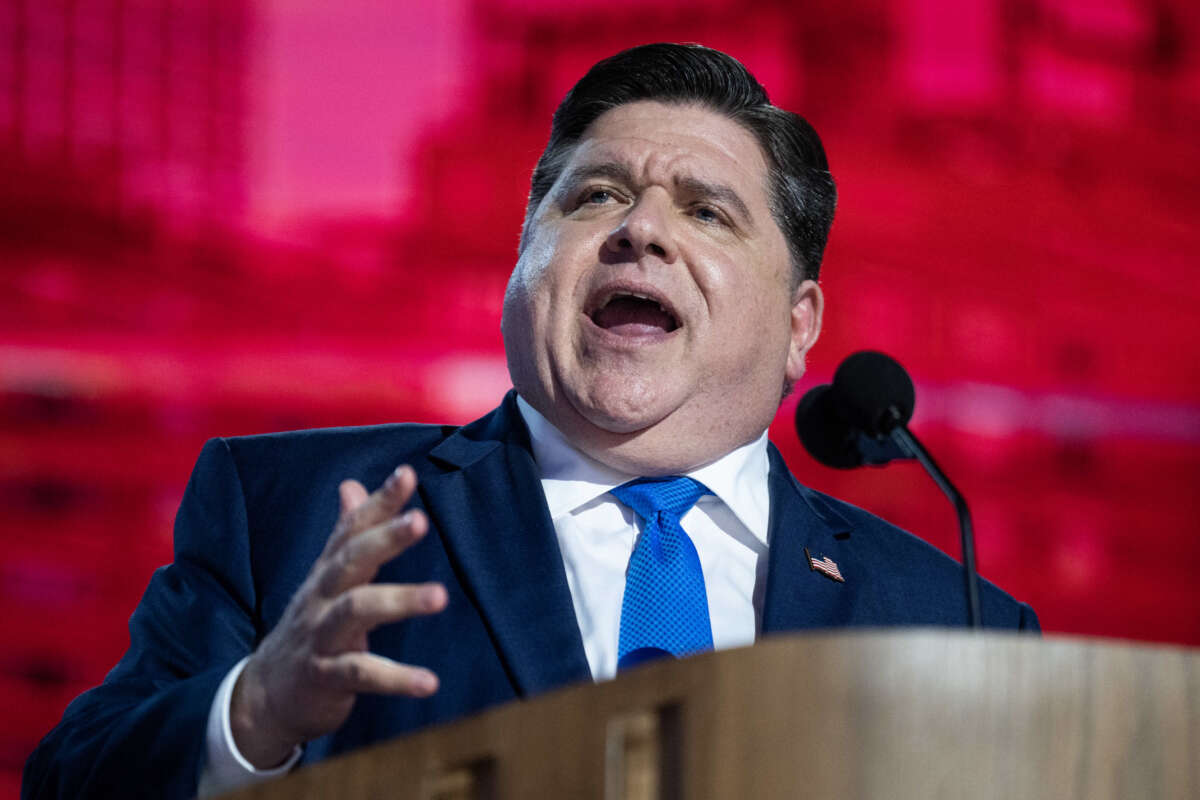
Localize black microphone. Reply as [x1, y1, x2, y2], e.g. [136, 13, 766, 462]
[794, 384, 910, 468]
[795, 351, 983, 628]
[832, 350, 915, 436]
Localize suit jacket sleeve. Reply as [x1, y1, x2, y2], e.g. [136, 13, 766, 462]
[1017, 601, 1040, 633]
[24, 439, 262, 800]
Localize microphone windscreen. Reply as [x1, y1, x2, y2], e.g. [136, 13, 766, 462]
[794, 384, 865, 469]
[832, 351, 915, 436]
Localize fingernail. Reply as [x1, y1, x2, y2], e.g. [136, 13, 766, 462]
[418, 671, 438, 694]
[382, 466, 399, 487]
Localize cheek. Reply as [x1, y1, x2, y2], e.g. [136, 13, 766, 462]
[504, 241, 574, 345]
[699, 257, 794, 361]
[697, 252, 785, 320]
[512, 229, 555, 289]
[509, 226, 561, 300]
[520, 224, 605, 305]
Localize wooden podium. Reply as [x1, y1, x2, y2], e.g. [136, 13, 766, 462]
[225, 631, 1199, 800]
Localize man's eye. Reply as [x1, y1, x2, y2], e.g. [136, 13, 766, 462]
[693, 206, 723, 224]
[583, 189, 613, 205]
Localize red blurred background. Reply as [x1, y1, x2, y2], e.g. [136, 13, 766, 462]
[3, 0, 1199, 794]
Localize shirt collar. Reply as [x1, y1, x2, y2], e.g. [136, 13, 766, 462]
[516, 395, 770, 545]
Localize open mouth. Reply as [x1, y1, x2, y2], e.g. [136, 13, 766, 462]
[588, 290, 680, 335]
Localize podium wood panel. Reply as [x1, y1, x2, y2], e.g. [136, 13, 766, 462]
[223, 631, 1199, 800]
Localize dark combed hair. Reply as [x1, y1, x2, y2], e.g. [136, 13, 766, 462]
[523, 43, 837, 283]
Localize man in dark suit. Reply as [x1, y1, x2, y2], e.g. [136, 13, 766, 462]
[24, 44, 1037, 799]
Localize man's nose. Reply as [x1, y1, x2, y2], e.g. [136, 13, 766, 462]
[604, 192, 678, 263]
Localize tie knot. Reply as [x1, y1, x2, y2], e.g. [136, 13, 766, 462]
[610, 476, 710, 523]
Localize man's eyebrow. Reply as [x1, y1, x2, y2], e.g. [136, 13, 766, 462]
[555, 162, 637, 198]
[554, 163, 756, 228]
[675, 176, 754, 227]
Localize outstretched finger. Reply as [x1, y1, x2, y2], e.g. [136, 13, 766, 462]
[317, 510, 430, 597]
[317, 582, 447, 650]
[328, 465, 417, 550]
[311, 651, 440, 697]
[339, 479, 370, 516]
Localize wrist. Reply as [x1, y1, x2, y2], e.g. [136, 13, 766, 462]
[230, 656, 302, 769]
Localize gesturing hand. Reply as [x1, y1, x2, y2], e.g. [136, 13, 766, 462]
[230, 465, 447, 768]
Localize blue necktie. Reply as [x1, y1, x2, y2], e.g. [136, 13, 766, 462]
[611, 476, 713, 671]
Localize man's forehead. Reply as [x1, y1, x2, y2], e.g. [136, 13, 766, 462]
[565, 101, 771, 191]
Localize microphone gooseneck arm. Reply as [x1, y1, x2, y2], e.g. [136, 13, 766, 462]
[887, 415, 982, 629]
[797, 352, 987, 630]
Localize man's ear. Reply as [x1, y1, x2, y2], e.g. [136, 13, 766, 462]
[785, 279, 824, 384]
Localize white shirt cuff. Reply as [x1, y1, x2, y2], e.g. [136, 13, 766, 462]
[197, 656, 303, 797]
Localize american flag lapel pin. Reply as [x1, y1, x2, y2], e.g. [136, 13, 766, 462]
[805, 547, 845, 583]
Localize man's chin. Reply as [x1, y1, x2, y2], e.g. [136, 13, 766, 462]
[566, 386, 672, 437]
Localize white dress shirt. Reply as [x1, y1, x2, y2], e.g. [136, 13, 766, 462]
[199, 396, 773, 794]
[198, 656, 300, 797]
[517, 396, 771, 680]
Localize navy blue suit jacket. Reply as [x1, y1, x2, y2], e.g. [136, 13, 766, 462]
[24, 392, 1037, 799]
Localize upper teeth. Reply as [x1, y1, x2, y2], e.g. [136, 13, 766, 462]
[607, 291, 664, 311]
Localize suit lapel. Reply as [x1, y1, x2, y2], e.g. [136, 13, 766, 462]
[419, 394, 592, 696]
[761, 444, 858, 633]
[416, 400, 859, 687]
